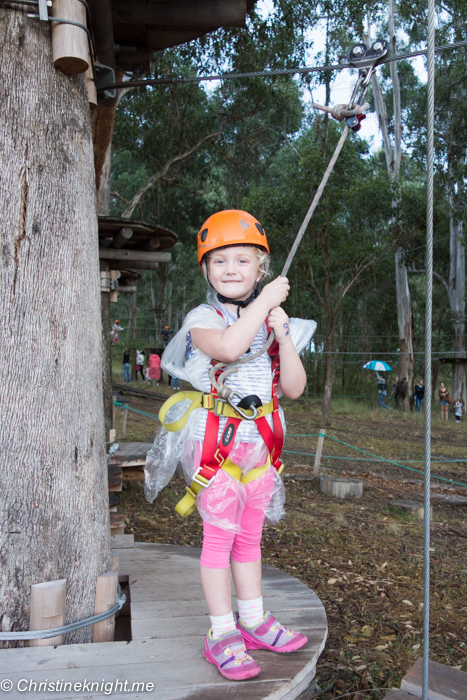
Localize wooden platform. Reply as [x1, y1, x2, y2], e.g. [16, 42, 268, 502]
[0, 542, 327, 699]
[116, 442, 152, 461]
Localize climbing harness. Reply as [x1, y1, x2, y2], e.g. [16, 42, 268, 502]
[159, 331, 284, 518]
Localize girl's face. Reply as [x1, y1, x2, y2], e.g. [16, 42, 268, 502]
[207, 246, 261, 301]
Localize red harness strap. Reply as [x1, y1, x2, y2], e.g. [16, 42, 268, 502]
[197, 317, 284, 480]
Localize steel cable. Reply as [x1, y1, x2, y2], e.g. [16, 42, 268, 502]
[423, 0, 435, 694]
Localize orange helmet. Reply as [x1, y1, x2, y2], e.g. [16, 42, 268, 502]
[197, 210, 269, 269]
[114, 319, 120, 324]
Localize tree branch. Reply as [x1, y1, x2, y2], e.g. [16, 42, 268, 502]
[120, 128, 223, 219]
[408, 267, 450, 296]
[110, 190, 131, 205]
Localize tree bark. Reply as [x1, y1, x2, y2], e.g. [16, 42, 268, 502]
[0, 9, 110, 644]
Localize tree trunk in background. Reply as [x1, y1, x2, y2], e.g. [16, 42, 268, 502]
[448, 185, 466, 404]
[395, 247, 414, 408]
[0, 9, 110, 643]
[322, 329, 335, 423]
[370, 0, 414, 409]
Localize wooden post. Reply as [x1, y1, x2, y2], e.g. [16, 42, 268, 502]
[29, 579, 67, 647]
[121, 402, 128, 439]
[111, 551, 119, 572]
[313, 429, 326, 474]
[92, 571, 118, 643]
[51, 0, 89, 75]
[112, 227, 133, 249]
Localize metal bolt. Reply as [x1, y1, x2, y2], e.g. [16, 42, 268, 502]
[352, 46, 363, 55]
[373, 41, 383, 51]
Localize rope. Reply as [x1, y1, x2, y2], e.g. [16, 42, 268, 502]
[114, 400, 159, 421]
[0, 588, 126, 640]
[282, 439, 467, 488]
[423, 0, 436, 692]
[97, 39, 467, 92]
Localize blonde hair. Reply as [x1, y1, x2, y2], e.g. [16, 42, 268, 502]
[203, 245, 270, 283]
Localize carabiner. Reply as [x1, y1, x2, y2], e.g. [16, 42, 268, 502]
[227, 391, 258, 421]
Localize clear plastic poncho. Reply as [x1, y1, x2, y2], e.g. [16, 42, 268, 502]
[145, 289, 316, 532]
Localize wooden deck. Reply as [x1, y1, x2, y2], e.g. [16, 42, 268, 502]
[115, 442, 152, 461]
[0, 542, 327, 699]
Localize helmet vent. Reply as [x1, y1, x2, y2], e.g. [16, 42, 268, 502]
[255, 223, 265, 236]
[200, 228, 208, 242]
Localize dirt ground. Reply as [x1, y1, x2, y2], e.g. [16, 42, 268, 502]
[114, 383, 467, 698]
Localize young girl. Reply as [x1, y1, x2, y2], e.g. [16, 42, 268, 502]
[145, 210, 316, 681]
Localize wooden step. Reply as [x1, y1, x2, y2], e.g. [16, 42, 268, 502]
[400, 657, 467, 700]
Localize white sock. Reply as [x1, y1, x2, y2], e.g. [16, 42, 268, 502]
[237, 596, 264, 628]
[210, 611, 236, 639]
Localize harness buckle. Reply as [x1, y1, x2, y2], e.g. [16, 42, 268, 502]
[214, 397, 227, 416]
[191, 467, 211, 488]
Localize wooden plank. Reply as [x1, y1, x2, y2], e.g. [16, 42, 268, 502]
[29, 579, 67, 647]
[93, 571, 118, 642]
[401, 657, 467, 700]
[383, 691, 422, 700]
[112, 382, 167, 401]
[129, 592, 325, 620]
[0, 653, 318, 699]
[131, 608, 326, 641]
[110, 534, 134, 549]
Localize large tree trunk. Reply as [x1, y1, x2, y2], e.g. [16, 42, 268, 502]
[448, 185, 466, 404]
[0, 10, 110, 643]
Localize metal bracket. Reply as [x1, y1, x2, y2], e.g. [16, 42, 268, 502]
[38, 0, 49, 20]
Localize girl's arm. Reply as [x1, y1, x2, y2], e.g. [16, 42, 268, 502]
[190, 277, 290, 363]
[267, 307, 307, 400]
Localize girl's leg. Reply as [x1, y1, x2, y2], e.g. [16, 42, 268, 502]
[200, 521, 235, 616]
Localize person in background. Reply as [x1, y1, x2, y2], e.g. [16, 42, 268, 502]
[162, 325, 173, 347]
[136, 349, 145, 381]
[439, 382, 450, 420]
[376, 372, 390, 410]
[454, 397, 463, 423]
[123, 348, 131, 383]
[414, 379, 425, 413]
[390, 376, 399, 408]
[147, 353, 161, 386]
[111, 319, 124, 345]
[171, 375, 180, 390]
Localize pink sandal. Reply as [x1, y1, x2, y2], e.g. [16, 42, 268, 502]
[236, 611, 308, 653]
[203, 628, 261, 681]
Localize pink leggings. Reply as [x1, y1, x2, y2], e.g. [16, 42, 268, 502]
[200, 504, 266, 569]
[199, 468, 275, 569]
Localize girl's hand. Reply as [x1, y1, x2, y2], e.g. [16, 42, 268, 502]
[259, 276, 290, 310]
[268, 307, 292, 345]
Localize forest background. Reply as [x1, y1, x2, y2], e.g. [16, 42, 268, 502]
[108, 0, 466, 421]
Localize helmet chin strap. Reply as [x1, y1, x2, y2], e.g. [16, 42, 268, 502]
[216, 286, 260, 318]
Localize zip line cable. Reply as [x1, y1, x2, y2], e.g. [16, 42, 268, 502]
[98, 38, 467, 92]
[423, 0, 436, 693]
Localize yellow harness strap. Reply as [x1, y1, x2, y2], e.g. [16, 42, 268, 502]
[159, 391, 274, 432]
[175, 456, 283, 518]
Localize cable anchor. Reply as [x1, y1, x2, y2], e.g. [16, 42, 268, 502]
[346, 40, 390, 132]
